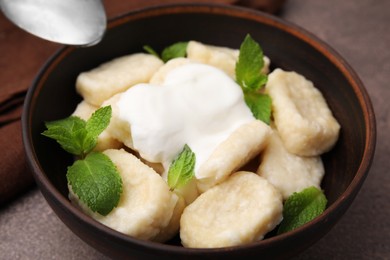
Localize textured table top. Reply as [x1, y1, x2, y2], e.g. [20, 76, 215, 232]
[1, 0, 389, 259]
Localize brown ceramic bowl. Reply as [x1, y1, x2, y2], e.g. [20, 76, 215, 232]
[22, 3, 376, 259]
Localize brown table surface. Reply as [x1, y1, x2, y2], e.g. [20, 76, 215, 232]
[1, 0, 389, 259]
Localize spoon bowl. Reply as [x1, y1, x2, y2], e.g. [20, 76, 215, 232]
[0, 0, 106, 46]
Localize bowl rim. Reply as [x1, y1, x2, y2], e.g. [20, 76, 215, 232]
[22, 2, 377, 256]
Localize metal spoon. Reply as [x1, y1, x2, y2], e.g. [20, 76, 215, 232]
[0, 0, 106, 46]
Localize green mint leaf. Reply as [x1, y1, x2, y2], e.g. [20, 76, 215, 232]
[143, 45, 160, 59]
[167, 144, 195, 190]
[86, 106, 112, 139]
[43, 106, 121, 216]
[67, 152, 123, 216]
[74, 126, 96, 156]
[235, 34, 271, 124]
[277, 186, 327, 234]
[244, 92, 272, 125]
[161, 42, 188, 63]
[235, 34, 267, 91]
[42, 106, 112, 157]
[42, 116, 90, 156]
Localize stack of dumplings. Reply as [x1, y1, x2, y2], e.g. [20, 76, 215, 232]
[69, 40, 340, 248]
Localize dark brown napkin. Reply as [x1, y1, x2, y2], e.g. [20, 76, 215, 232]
[0, 0, 285, 205]
[0, 13, 60, 205]
[0, 121, 34, 204]
[0, 87, 32, 204]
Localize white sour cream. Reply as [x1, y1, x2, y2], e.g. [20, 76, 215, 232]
[117, 63, 255, 176]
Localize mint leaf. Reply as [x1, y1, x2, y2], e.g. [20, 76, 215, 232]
[235, 34, 271, 124]
[42, 116, 91, 156]
[143, 42, 188, 62]
[161, 42, 188, 63]
[244, 93, 272, 125]
[167, 144, 195, 190]
[42, 106, 112, 157]
[143, 45, 160, 59]
[43, 105, 122, 216]
[67, 152, 122, 216]
[277, 186, 327, 234]
[236, 34, 267, 91]
[86, 106, 112, 139]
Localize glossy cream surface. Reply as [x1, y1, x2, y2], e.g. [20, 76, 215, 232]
[117, 63, 254, 174]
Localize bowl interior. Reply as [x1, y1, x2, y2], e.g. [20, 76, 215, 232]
[23, 3, 375, 259]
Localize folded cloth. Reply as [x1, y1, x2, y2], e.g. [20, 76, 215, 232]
[0, 0, 285, 205]
[0, 90, 26, 127]
[0, 121, 35, 204]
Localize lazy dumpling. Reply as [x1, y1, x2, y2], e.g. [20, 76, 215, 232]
[257, 128, 325, 199]
[180, 171, 283, 248]
[69, 148, 181, 242]
[186, 40, 270, 78]
[266, 69, 340, 156]
[76, 53, 163, 106]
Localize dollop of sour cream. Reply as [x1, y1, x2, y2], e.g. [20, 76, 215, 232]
[117, 63, 255, 176]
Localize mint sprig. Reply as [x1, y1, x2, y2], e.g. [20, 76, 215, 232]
[143, 41, 188, 63]
[42, 105, 123, 216]
[86, 106, 112, 140]
[244, 92, 272, 125]
[277, 186, 327, 234]
[236, 34, 271, 124]
[167, 144, 195, 191]
[42, 106, 112, 158]
[42, 116, 92, 156]
[68, 152, 122, 216]
[236, 34, 268, 91]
